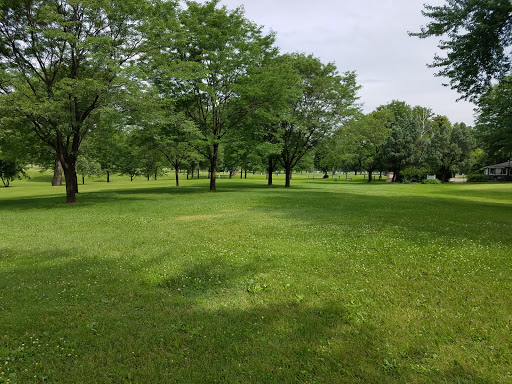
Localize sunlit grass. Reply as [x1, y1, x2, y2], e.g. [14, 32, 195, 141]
[1, 169, 511, 383]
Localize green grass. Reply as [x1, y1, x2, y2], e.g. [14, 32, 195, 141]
[1, 170, 511, 383]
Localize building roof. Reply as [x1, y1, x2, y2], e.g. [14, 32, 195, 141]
[484, 161, 512, 169]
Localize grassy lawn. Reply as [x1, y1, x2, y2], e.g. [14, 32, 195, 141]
[1, 170, 511, 383]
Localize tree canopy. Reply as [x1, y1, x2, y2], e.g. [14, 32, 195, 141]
[0, 0, 152, 202]
[411, 0, 512, 101]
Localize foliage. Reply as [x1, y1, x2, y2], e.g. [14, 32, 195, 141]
[466, 173, 488, 182]
[426, 117, 475, 182]
[412, 0, 512, 101]
[278, 53, 361, 187]
[76, 155, 102, 182]
[468, 148, 487, 174]
[401, 166, 430, 183]
[333, 109, 392, 182]
[150, 0, 283, 191]
[421, 178, 441, 184]
[0, 0, 153, 202]
[475, 76, 512, 161]
[0, 159, 27, 187]
[380, 101, 422, 181]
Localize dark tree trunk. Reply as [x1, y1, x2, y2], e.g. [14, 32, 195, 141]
[244, 169, 247, 179]
[62, 160, 78, 204]
[130, 175, 133, 181]
[439, 168, 451, 183]
[187, 170, 189, 180]
[285, 165, 292, 188]
[107, 171, 110, 183]
[209, 143, 218, 191]
[267, 158, 274, 186]
[52, 159, 63, 186]
[154, 170, 157, 180]
[368, 170, 373, 182]
[175, 168, 179, 187]
[190, 168, 194, 179]
[197, 168, 200, 179]
[240, 169, 243, 179]
[147, 173, 150, 181]
[82, 176, 85, 185]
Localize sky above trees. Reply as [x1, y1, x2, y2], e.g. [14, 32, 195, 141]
[199, 0, 476, 126]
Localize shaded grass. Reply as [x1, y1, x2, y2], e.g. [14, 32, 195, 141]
[0, 172, 511, 383]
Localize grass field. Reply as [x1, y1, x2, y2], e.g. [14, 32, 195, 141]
[1, 169, 511, 383]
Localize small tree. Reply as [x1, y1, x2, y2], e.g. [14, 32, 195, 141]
[426, 118, 475, 182]
[0, 159, 26, 187]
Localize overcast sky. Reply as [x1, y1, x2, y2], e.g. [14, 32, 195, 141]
[208, 0, 476, 125]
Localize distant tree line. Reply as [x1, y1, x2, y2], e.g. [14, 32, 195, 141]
[314, 101, 476, 183]
[0, 0, 509, 202]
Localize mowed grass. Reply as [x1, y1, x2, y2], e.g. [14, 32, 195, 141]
[0, 170, 511, 383]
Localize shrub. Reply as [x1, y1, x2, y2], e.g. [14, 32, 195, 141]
[421, 178, 441, 184]
[466, 174, 487, 182]
[402, 166, 429, 183]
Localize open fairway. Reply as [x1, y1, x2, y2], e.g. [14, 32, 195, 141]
[1, 172, 511, 383]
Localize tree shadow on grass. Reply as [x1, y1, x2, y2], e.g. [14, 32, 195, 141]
[0, 180, 292, 211]
[0, 247, 497, 384]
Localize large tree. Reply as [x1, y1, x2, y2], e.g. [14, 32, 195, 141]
[278, 54, 360, 187]
[0, 0, 152, 203]
[380, 101, 422, 182]
[151, 0, 283, 191]
[411, 0, 512, 101]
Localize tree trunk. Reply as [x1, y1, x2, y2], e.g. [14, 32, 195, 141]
[52, 159, 63, 186]
[62, 161, 78, 204]
[82, 176, 85, 185]
[285, 165, 292, 188]
[197, 168, 200, 179]
[187, 170, 189, 180]
[209, 143, 218, 191]
[240, 169, 243, 179]
[107, 171, 110, 183]
[368, 170, 373, 182]
[190, 168, 194, 179]
[154, 170, 157, 180]
[267, 158, 274, 186]
[175, 167, 180, 187]
[245, 169, 247, 179]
